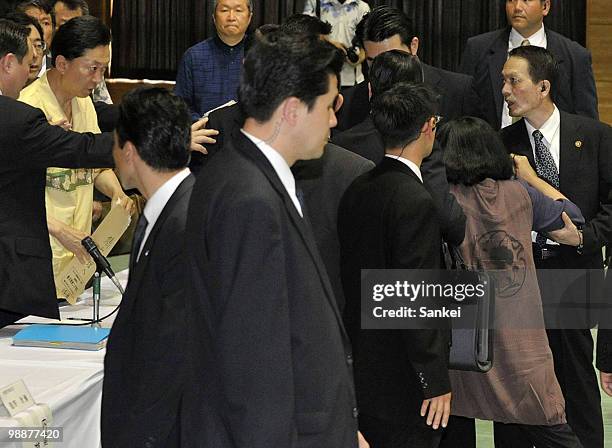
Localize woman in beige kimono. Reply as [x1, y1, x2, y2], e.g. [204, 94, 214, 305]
[19, 16, 132, 294]
[438, 117, 584, 448]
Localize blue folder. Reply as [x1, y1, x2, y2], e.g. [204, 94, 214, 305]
[12, 325, 111, 351]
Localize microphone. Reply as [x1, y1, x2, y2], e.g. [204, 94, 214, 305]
[81, 236, 125, 294]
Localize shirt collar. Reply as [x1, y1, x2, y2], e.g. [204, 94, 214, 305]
[213, 34, 246, 52]
[323, 0, 360, 6]
[509, 24, 547, 50]
[240, 128, 303, 216]
[143, 168, 191, 229]
[384, 154, 423, 183]
[525, 105, 560, 144]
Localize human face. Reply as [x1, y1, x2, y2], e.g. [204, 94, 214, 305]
[54, 2, 83, 30]
[214, 0, 252, 44]
[296, 74, 339, 162]
[364, 34, 411, 66]
[112, 132, 134, 189]
[60, 45, 110, 98]
[3, 40, 34, 98]
[502, 56, 546, 120]
[506, 0, 550, 38]
[24, 6, 53, 47]
[26, 25, 44, 82]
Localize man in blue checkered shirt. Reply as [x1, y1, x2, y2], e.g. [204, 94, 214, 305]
[175, 0, 252, 121]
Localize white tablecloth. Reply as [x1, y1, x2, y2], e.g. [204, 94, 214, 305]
[0, 270, 128, 448]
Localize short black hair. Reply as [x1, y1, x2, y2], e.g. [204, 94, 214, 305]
[281, 14, 332, 36]
[239, 30, 343, 122]
[243, 24, 279, 55]
[116, 87, 191, 171]
[16, 0, 52, 14]
[355, 5, 413, 48]
[53, 0, 89, 15]
[0, 18, 29, 62]
[369, 49, 423, 97]
[508, 45, 558, 99]
[371, 82, 438, 150]
[4, 11, 44, 45]
[439, 116, 514, 186]
[50, 15, 109, 66]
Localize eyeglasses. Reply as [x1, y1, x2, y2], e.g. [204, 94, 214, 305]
[33, 41, 47, 53]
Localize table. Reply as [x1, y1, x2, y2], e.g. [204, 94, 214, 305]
[0, 270, 128, 448]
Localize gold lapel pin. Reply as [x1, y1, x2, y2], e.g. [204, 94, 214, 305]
[575, 140, 582, 149]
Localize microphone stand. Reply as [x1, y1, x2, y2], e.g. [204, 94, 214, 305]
[91, 270, 101, 328]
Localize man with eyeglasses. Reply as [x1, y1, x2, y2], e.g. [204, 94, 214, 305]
[3, 11, 46, 87]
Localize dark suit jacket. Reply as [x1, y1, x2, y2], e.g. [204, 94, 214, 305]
[501, 112, 612, 268]
[338, 157, 451, 424]
[101, 174, 194, 448]
[333, 116, 466, 246]
[596, 273, 612, 372]
[183, 130, 358, 447]
[0, 95, 113, 324]
[93, 101, 119, 133]
[292, 144, 374, 313]
[335, 62, 483, 132]
[460, 27, 599, 129]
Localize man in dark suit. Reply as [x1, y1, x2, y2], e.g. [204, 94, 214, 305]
[460, 0, 598, 130]
[334, 49, 466, 246]
[184, 31, 365, 447]
[501, 46, 611, 448]
[101, 88, 194, 447]
[335, 5, 482, 132]
[339, 83, 451, 448]
[0, 19, 114, 327]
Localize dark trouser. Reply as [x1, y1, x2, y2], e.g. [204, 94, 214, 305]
[439, 416, 582, 448]
[359, 413, 443, 448]
[494, 421, 583, 448]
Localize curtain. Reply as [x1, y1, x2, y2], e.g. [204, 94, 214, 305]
[110, 0, 585, 80]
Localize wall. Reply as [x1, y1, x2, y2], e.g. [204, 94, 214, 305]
[587, 0, 612, 124]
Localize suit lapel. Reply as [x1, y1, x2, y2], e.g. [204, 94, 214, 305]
[488, 29, 510, 124]
[545, 30, 566, 65]
[232, 131, 348, 338]
[505, 120, 536, 168]
[125, 175, 195, 307]
[558, 112, 582, 191]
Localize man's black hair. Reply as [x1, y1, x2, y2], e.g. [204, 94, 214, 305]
[16, 0, 52, 14]
[369, 49, 423, 97]
[508, 45, 559, 99]
[116, 87, 191, 171]
[355, 5, 413, 48]
[4, 11, 44, 46]
[372, 82, 438, 150]
[440, 116, 514, 186]
[281, 14, 332, 36]
[0, 18, 29, 62]
[50, 15, 109, 66]
[53, 0, 89, 15]
[239, 30, 343, 122]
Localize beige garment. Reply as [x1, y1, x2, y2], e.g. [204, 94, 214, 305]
[448, 179, 565, 425]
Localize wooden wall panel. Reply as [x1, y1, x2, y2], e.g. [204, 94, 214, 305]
[587, 0, 612, 124]
[106, 79, 175, 104]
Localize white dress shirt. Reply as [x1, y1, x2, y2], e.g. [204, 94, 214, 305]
[501, 25, 548, 128]
[241, 129, 303, 217]
[136, 168, 191, 261]
[525, 106, 561, 244]
[385, 154, 424, 183]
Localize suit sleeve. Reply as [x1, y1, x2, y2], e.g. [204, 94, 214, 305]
[207, 194, 298, 448]
[572, 47, 599, 121]
[388, 187, 451, 398]
[9, 104, 113, 169]
[582, 123, 612, 254]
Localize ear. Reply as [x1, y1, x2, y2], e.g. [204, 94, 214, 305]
[0, 53, 15, 74]
[540, 80, 551, 97]
[542, 0, 551, 17]
[410, 37, 419, 56]
[54, 55, 68, 74]
[421, 117, 435, 136]
[123, 140, 138, 163]
[280, 96, 302, 127]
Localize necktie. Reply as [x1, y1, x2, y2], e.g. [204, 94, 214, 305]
[533, 130, 559, 247]
[521, 39, 531, 47]
[131, 214, 148, 266]
[296, 188, 306, 218]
